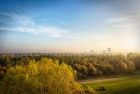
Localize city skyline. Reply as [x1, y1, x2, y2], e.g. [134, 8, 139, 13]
[0, 0, 140, 53]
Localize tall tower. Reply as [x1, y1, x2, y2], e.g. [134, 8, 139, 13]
[108, 48, 111, 54]
[90, 50, 94, 55]
[102, 50, 106, 54]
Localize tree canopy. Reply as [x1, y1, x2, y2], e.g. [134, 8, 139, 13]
[0, 58, 83, 94]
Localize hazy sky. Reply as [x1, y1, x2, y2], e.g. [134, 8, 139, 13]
[0, 0, 140, 53]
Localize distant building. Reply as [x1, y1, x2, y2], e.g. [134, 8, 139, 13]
[102, 50, 106, 54]
[108, 48, 111, 54]
[89, 50, 94, 55]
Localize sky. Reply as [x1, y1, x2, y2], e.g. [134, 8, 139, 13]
[0, 0, 140, 53]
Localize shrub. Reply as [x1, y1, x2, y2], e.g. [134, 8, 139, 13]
[84, 86, 96, 94]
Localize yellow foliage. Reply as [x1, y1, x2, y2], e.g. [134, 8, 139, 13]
[1, 58, 83, 94]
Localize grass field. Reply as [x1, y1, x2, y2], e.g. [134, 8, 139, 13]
[82, 75, 140, 94]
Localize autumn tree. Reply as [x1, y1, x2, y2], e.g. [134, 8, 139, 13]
[0, 58, 84, 94]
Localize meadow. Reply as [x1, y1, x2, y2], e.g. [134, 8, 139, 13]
[82, 74, 140, 94]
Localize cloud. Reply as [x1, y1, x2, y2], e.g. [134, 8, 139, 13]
[104, 16, 126, 24]
[103, 15, 140, 36]
[114, 0, 140, 30]
[4, 26, 69, 38]
[0, 13, 72, 38]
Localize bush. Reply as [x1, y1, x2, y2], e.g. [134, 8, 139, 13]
[84, 86, 96, 94]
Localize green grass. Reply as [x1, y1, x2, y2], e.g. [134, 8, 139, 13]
[82, 75, 140, 94]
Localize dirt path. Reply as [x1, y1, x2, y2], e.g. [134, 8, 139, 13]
[79, 74, 140, 84]
[80, 77, 124, 84]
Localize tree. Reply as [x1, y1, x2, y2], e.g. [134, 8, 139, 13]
[127, 61, 136, 73]
[87, 64, 97, 77]
[0, 58, 83, 94]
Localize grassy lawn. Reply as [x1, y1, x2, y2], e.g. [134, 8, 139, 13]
[82, 75, 140, 94]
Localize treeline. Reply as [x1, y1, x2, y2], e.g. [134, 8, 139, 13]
[0, 53, 140, 79]
[47, 53, 140, 79]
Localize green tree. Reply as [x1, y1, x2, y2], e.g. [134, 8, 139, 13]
[127, 61, 136, 73]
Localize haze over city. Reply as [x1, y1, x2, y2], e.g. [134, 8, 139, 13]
[0, 0, 140, 53]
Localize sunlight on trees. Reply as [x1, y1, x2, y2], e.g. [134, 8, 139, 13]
[0, 58, 84, 94]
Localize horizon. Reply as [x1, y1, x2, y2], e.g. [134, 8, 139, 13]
[0, 0, 140, 53]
